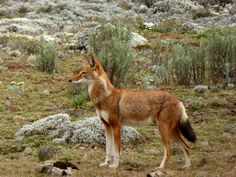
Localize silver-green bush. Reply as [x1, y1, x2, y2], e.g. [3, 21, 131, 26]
[207, 28, 236, 85]
[89, 24, 134, 87]
[36, 42, 59, 74]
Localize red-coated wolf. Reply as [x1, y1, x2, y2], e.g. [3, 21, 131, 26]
[69, 55, 196, 171]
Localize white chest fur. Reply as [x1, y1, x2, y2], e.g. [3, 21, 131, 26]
[96, 109, 109, 123]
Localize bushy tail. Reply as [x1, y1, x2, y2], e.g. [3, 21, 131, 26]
[179, 102, 197, 143]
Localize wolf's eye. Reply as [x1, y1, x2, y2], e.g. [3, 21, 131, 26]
[82, 72, 86, 75]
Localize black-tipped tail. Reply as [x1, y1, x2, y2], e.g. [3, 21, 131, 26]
[179, 120, 197, 143]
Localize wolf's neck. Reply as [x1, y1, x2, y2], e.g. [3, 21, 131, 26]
[88, 74, 114, 104]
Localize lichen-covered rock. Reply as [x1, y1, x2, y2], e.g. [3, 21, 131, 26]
[15, 114, 143, 145]
[15, 113, 71, 141]
[193, 85, 209, 94]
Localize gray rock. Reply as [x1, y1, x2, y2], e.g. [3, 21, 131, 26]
[15, 113, 71, 141]
[0, 0, 234, 36]
[193, 85, 209, 94]
[1, 47, 12, 53]
[27, 54, 36, 62]
[139, 4, 148, 13]
[8, 50, 22, 57]
[195, 171, 209, 177]
[42, 89, 50, 96]
[52, 138, 66, 145]
[147, 170, 164, 177]
[131, 32, 148, 48]
[36, 160, 78, 176]
[15, 114, 143, 145]
[23, 147, 33, 155]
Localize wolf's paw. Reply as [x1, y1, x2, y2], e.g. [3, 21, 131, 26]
[182, 164, 191, 169]
[99, 162, 109, 167]
[147, 170, 164, 177]
[109, 164, 118, 169]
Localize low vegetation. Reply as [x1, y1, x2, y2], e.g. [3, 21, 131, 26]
[89, 24, 135, 88]
[0, 22, 235, 177]
[149, 27, 236, 86]
[36, 41, 59, 73]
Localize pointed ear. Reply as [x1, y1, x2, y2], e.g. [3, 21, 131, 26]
[86, 55, 100, 68]
[86, 55, 96, 68]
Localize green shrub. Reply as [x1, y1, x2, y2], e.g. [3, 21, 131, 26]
[151, 20, 194, 34]
[209, 97, 225, 107]
[0, 104, 5, 112]
[172, 44, 192, 85]
[154, 55, 174, 85]
[207, 28, 236, 84]
[71, 92, 89, 108]
[192, 10, 212, 20]
[37, 145, 56, 161]
[190, 43, 206, 84]
[89, 24, 134, 87]
[36, 42, 59, 73]
[150, 41, 171, 65]
[0, 35, 41, 54]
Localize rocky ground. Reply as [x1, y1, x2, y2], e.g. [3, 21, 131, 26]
[0, 0, 236, 34]
[0, 0, 236, 177]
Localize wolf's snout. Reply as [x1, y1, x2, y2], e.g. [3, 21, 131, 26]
[69, 79, 72, 83]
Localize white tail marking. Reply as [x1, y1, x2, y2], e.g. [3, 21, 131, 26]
[180, 102, 188, 122]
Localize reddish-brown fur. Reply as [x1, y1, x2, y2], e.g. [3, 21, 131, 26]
[69, 56, 196, 170]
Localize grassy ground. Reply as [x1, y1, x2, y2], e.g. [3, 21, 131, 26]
[0, 32, 236, 177]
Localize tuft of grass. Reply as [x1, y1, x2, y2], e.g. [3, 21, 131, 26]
[209, 97, 225, 107]
[0, 35, 41, 54]
[207, 28, 236, 85]
[0, 103, 5, 112]
[70, 92, 89, 108]
[89, 24, 135, 88]
[151, 20, 194, 34]
[36, 42, 59, 74]
[192, 10, 213, 20]
[172, 44, 192, 85]
[37, 145, 56, 161]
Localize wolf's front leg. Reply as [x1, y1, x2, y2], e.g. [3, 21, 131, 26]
[109, 125, 121, 169]
[100, 125, 114, 167]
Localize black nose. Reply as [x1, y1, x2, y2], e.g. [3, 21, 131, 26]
[69, 79, 72, 83]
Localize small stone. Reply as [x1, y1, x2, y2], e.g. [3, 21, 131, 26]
[51, 167, 64, 176]
[8, 50, 22, 57]
[0, 81, 2, 86]
[139, 4, 148, 13]
[52, 138, 66, 145]
[131, 32, 148, 48]
[227, 83, 235, 89]
[27, 54, 36, 62]
[147, 170, 164, 177]
[0, 66, 8, 72]
[193, 85, 209, 94]
[195, 171, 209, 177]
[0, 58, 3, 64]
[35, 160, 53, 173]
[200, 140, 209, 150]
[1, 47, 11, 53]
[42, 89, 50, 96]
[23, 147, 33, 155]
[221, 132, 232, 139]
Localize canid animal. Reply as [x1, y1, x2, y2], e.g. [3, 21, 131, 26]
[69, 56, 196, 170]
